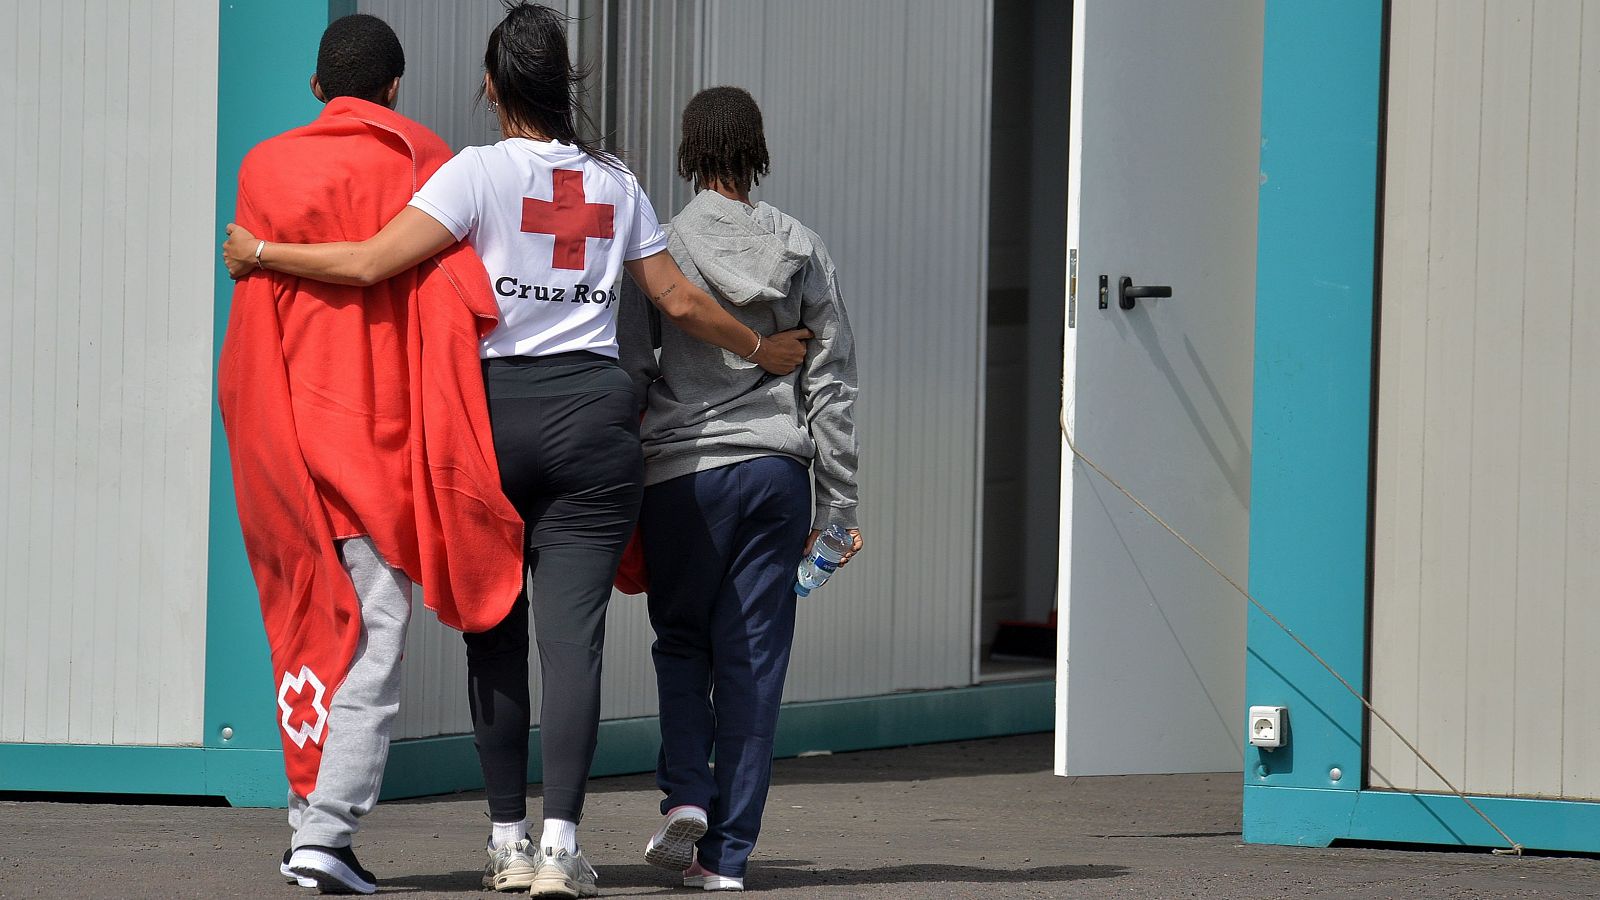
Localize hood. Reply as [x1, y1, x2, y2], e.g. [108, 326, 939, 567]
[673, 189, 813, 306]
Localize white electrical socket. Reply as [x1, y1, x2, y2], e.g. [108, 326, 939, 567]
[1248, 706, 1287, 749]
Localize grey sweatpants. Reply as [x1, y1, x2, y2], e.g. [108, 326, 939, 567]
[287, 536, 412, 849]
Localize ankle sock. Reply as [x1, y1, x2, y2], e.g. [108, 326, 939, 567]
[541, 818, 578, 854]
[490, 818, 529, 849]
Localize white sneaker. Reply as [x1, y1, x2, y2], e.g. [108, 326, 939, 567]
[481, 836, 539, 892]
[683, 859, 744, 891]
[528, 845, 599, 898]
[279, 848, 315, 888]
[644, 805, 709, 871]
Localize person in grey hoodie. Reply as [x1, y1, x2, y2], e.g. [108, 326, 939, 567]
[618, 86, 861, 892]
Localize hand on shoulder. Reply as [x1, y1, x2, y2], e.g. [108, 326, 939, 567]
[222, 223, 261, 280]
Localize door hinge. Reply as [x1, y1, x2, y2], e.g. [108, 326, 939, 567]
[1068, 248, 1078, 329]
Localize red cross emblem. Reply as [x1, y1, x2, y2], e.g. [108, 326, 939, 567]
[276, 665, 328, 749]
[521, 168, 616, 270]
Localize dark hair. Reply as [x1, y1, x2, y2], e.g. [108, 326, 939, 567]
[316, 14, 405, 104]
[482, 2, 619, 167]
[677, 86, 770, 194]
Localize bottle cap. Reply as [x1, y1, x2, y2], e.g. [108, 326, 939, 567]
[794, 583, 811, 598]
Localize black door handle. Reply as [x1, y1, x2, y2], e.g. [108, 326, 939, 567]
[1119, 276, 1172, 310]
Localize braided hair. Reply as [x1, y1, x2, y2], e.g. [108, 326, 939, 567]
[677, 86, 770, 194]
[480, 1, 620, 168]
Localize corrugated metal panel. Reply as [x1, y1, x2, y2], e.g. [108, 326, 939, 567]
[700, 0, 990, 697]
[358, 0, 496, 743]
[357, 0, 505, 151]
[597, 0, 706, 724]
[390, 586, 469, 740]
[1371, 0, 1600, 800]
[360, 0, 659, 739]
[1563, 1, 1600, 801]
[613, 0, 705, 213]
[0, 0, 218, 746]
[370, 0, 989, 738]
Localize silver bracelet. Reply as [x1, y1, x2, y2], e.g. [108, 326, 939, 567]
[254, 240, 267, 269]
[740, 330, 763, 361]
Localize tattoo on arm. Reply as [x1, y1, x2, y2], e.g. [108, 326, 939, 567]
[652, 284, 678, 303]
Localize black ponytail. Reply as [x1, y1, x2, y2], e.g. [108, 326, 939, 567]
[480, 1, 621, 168]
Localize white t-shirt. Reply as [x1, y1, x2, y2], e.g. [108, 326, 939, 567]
[409, 138, 669, 359]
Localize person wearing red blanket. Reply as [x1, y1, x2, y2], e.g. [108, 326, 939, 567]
[217, 15, 523, 895]
[223, 6, 809, 896]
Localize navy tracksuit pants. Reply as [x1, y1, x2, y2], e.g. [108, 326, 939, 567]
[638, 455, 811, 879]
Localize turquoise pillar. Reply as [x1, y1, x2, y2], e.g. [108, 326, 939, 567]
[203, 0, 332, 806]
[1246, 0, 1600, 851]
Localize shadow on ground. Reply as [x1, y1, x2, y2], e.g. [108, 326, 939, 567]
[378, 862, 1127, 894]
[717, 862, 1127, 889]
[765, 735, 1056, 785]
[391, 734, 1058, 808]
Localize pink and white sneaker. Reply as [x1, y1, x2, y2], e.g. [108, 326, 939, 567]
[683, 859, 744, 892]
[644, 805, 708, 872]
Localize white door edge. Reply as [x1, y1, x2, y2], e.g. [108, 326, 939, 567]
[1054, 0, 1090, 777]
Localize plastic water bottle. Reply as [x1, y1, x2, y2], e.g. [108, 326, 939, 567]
[795, 524, 852, 597]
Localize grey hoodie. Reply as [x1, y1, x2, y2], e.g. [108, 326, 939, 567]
[618, 189, 859, 530]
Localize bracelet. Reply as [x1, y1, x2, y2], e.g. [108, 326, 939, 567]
[740, 329, 763, 361]
[253, 240, 267, 269]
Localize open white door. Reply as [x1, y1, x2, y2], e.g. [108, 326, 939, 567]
[1056, 0, 1264, 775]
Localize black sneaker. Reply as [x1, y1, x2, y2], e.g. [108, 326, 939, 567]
[287, 844, 378, 895]
[281, 848, 316, 887]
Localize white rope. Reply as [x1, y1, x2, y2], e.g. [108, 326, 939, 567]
[1059, 416, 1523, 856]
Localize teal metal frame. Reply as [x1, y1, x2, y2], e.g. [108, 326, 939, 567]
[198, 0, 333, 802]
[3, 680, 1052, 807]
[1246, 0, 1600, 852]
[379, 679, 1055, 803]
[0, 1, 1051, 807]
[0, 0, 330, 810]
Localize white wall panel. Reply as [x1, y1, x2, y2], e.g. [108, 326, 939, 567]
[355, 0, 651, 740]
[1563, 1, 1600, 801]
[613, 0, 706, 213]
[358, 0, 506, 151]
[1371, 0, 1600, 800]
[0, 0, 218, 746]
[702, 0, 990, 699]
[372, 0, 989, 739]
[361, 0, 502, 742]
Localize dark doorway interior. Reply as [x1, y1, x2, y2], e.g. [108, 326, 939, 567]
[980, 0, 1070, 681]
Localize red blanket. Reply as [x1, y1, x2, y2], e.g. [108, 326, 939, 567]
[217, 98, 524, 797]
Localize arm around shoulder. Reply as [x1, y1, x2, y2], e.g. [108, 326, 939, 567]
[623, 251, 812, 375]
[222, 206, 457, 285]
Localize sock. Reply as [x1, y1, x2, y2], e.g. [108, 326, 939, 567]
[541, 818, 578, 854]
[490, 818, 529, 850]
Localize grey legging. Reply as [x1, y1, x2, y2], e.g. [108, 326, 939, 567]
[464, 351, 644, 824]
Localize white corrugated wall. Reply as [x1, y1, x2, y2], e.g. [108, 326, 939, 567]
[357, 0, 506, 152]
[1371, 0, 1600, 800]
[701, 0, 990, 697]
[356, 0, 990, 740]
[0, 1, 219, 746]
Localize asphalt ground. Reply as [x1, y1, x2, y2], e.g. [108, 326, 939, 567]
[2, 733, 1596, 898]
